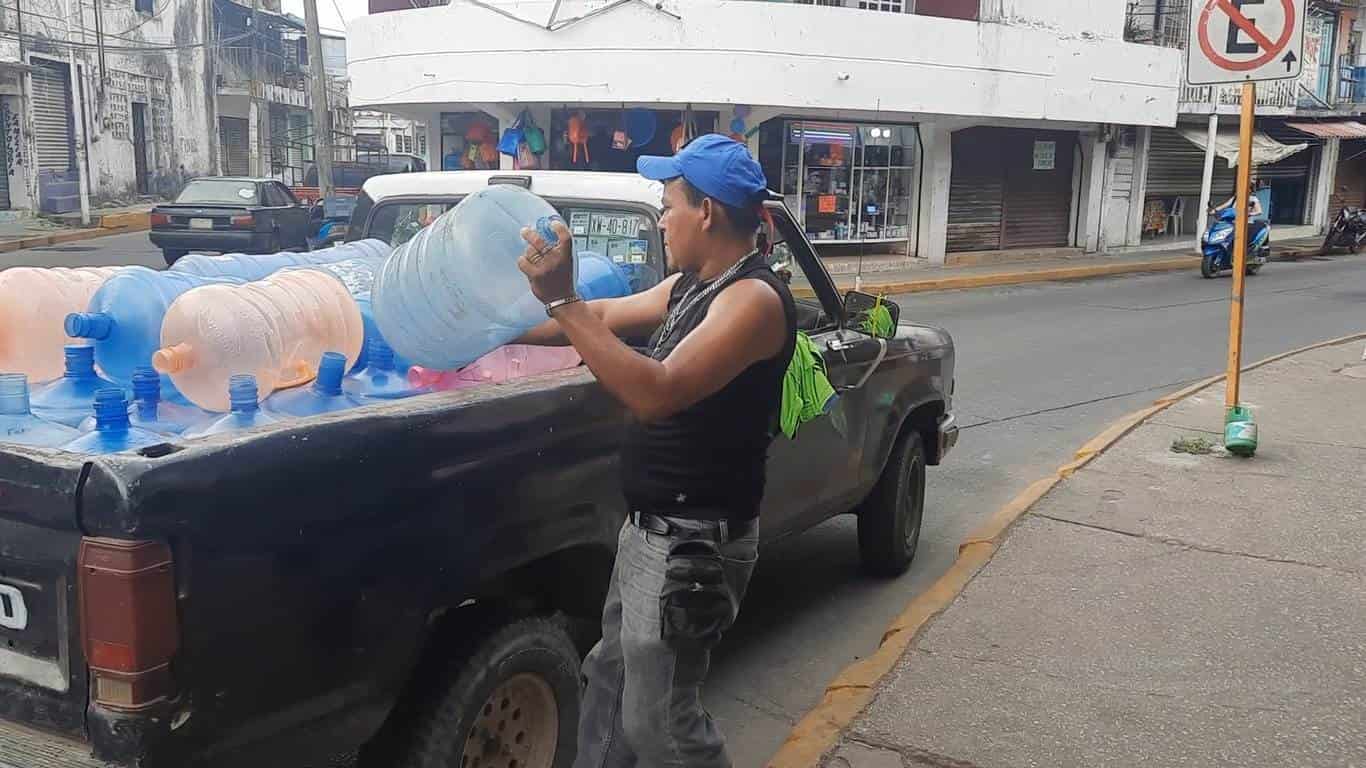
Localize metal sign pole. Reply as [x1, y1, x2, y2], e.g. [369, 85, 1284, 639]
[1225, 81, 1256, 412]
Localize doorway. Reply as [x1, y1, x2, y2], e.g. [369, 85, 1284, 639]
[132, 103, 149, 195]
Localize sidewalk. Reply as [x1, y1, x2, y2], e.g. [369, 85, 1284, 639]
[779, 335, 1366, 767]
[0, 204, 152, 254]
[797, 235, 1328, 297]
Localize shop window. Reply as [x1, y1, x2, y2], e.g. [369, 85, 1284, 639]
[761, 119, 918, 246]
[439, 112, 500, 171]
[915, 0, 977, 21]
[548, 108, 717, 173]
[134, 0, 153, 14]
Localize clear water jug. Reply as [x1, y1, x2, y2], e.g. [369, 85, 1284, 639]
[0, 373, 79, 447]
[79, 367, 207, 435]
[0, 266, 120, 383]
[154, 270, 364, 411]
[170, 239, 392, 281]
[31, 346, 122, 428]
[65, 267, 240, 396]
[372, 185, 574, 370]
[184, 375, 278, 438]
[577, 252, 633, 301]
[265, 352, 362, 417]
[344, 338, 422, 400]
[408, 344, 583, 392]
[62, 389, 165, 455]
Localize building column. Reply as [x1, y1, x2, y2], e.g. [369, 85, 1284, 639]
[1195, 115, 1219, 249]
[424, 114, 440, 170]
[248, 101, 261, 177]
[1126, 126, 1153, 247]
[1075, 130, 1106, 253]
[916, 122, 952, 264]
[1311, 137, 1341, 232]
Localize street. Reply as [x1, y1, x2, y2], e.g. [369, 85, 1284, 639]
[11, 232, 1366, 765]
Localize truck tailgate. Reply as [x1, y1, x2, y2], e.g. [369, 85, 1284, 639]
[0, 447, 92, 749]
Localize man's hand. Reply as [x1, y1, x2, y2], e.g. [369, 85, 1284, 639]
[518, 219, 576, 303]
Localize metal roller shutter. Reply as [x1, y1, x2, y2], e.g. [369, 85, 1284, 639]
[30, 60, 73, 173]
[946, 129, 1004, 252]
[1003, 130, 1075, 249]
[1256, 121, 1318, 182]
[1145, 127, 1236, 198]
[219, 117, 249, 176]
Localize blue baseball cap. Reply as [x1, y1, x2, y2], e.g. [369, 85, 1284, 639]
[637, 133, 768, 209]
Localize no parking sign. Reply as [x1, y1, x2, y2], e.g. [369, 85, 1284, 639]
[1187, 0, 1305, 85]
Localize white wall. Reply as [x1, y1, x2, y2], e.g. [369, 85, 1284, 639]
[981, 0, 1125, 39]
[349, 0, 1180, 128]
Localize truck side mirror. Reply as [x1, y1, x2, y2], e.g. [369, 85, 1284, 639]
[844, 290, 900, 332]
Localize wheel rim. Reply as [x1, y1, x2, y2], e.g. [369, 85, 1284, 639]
[902, 454, 925, 550]
[460, 673, 559, 768]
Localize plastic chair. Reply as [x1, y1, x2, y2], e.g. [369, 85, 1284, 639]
[1165, 197, 1185, 236]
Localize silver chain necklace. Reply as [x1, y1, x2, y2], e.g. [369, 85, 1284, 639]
[651, 252, 757, 358]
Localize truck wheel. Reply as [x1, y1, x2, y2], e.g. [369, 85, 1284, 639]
[858, 430, 926, 577]
[401, 617, 581, 768]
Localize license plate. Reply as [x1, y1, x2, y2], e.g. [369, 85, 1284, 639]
[0, 583, 27, 630]
[189, 218, 214, 230]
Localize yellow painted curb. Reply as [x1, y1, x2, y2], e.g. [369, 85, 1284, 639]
[0, 220, 146, 254]
[766, 330, 1366, 768]
[98, 211, 150, 230]
[791, 257, 1195, 299]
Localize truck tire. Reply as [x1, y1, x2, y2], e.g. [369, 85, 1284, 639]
[858, 429, 926, 577]
[400, 617, 581, 768]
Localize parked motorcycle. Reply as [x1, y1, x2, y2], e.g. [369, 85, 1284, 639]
[306, 194, 358, 250]
[1201, 206, 1269, 279]
[1321, 206, 1366, 254]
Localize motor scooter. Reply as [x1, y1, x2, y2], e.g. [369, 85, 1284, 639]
[1322, 206, 1366, 254]
[1201, 206, 1269, 279]
[306, 193, 358, 250]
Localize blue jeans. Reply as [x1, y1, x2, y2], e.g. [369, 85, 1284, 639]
[574, 517, 759, 768]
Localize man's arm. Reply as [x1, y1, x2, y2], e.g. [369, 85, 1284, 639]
[547, 279, 786, 423]
[517, 273, 680, 346]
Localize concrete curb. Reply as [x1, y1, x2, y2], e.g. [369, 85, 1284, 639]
[0, 215, 149, 255]
[766, 330, 1366, 768]
[790, 256, 1195, 298]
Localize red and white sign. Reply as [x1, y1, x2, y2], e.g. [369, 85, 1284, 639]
[1187, 0, 1305, 85]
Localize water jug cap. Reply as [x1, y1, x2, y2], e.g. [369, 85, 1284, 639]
[131, 367, 161, 403]
[368, 338, 395, 371]
[153, 343, 195, 375]
[314, 352, 346, 396]
[228, 374, 260, 413]
[64, 345, 96, 379]
[93, 388, 130, 431]
[65, 312, 114, 341]
[0, 373, 30, 416]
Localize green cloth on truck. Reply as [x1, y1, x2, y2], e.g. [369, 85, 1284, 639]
[780, 331, 837, 439]
[860, 299, 895, 339]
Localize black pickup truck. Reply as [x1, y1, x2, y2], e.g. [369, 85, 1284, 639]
[0, 171, 956, 768]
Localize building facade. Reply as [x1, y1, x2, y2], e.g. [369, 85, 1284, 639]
[0, 0, 217, 214]
[352, 109, 425, 158]
[349, 0, 1182, 263]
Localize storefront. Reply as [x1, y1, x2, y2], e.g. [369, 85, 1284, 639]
[945, 127, 1077, 252]
[438, 112, 502, 172]
[757, 119, 919, 251]
[548, 108, 718, 173]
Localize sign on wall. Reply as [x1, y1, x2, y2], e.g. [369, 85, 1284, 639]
[1187, 0, 1306, 85]
[1032, 140, 1056, 171]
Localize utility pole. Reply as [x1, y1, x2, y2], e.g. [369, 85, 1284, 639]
[250, 0, 261, 177]
[303, 0, 333, 198]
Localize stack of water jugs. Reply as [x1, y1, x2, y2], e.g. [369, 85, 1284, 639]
[0, 186, 632, 455]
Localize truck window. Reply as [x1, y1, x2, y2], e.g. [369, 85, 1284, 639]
[365, 200, 664, 295]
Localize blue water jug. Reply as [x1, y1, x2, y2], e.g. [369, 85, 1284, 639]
[171, 239, 392, 281]
[287, 253, 411, 373]
[0, 373, 79, 447]
[265, 352, 362, 417]
[62, 389, 166, 456]
[31, 346, 121, 428]
[576, 252, 633, 301]
[343, 338, 422, 400]
[79, 367, 207, 435]
[184, 375, 278, 438]
[65, 267, 240, 397]
[372, 185, 574, 370]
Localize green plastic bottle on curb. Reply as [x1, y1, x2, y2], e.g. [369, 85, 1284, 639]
[1224, 405, 1258, 457]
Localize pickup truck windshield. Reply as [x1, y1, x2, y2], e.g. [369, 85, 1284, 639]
[366, 200, 665, 294]
[177, 180, 258, 205]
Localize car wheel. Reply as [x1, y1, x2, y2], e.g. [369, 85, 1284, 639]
[397, 616, 581, 768]
[162, 249, 187, 267]
[858, 429, 926, 578]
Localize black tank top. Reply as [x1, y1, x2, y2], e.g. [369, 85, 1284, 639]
[620, 253, 798, 521]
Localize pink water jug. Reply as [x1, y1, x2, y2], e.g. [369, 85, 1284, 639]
[153, 269, 364, 411]
[0, 266, 120, 382]
[408, 345, 583, 392]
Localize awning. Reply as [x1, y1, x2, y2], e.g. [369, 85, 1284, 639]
[1285, 121, 1366, 139]
[1177, 128, 1309, 168]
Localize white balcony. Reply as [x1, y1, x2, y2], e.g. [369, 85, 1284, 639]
[349, 0, 1180, 127]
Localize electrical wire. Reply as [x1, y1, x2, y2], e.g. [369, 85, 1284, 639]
[0, 27, 250, 54]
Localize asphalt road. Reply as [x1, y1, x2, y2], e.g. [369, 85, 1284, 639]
[9, 232, 1365, 765]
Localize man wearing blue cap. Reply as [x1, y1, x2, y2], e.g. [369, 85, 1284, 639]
[518, 133, 797, 766]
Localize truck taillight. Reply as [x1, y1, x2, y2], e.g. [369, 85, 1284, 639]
[78, 538, 178, 712]
[149, 213, 170, 227]
[230, 214, 255, 229]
